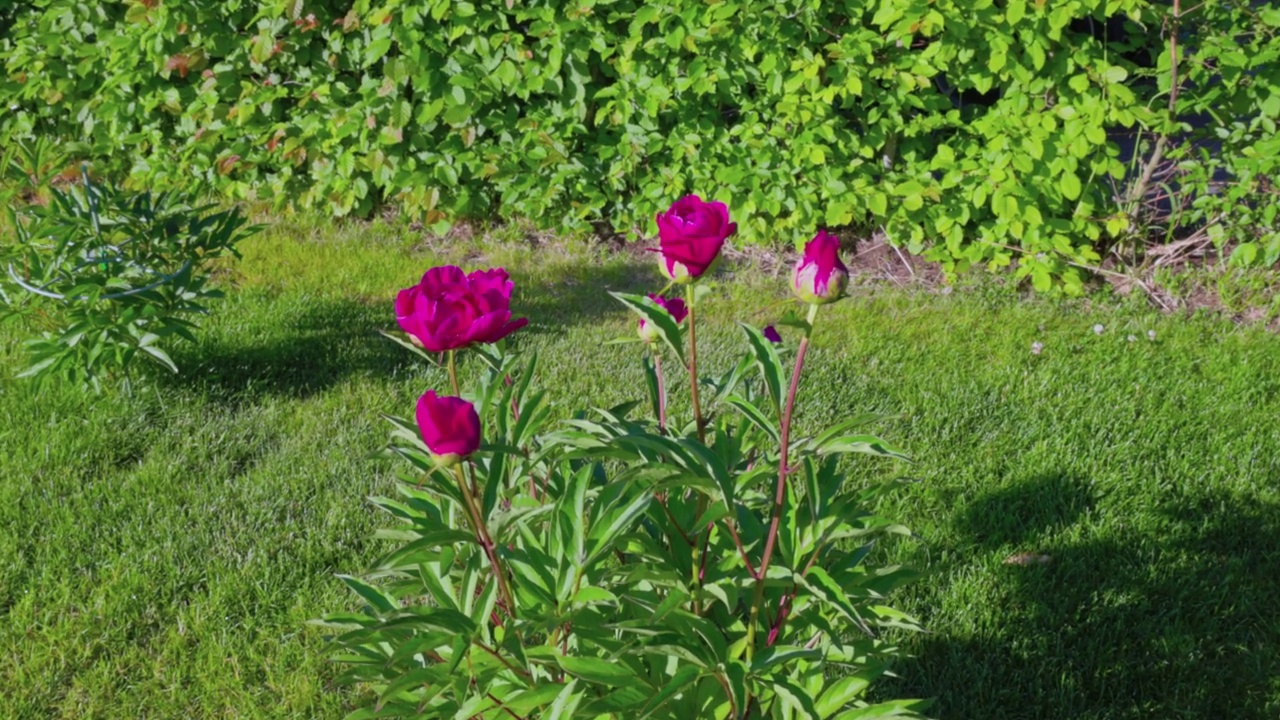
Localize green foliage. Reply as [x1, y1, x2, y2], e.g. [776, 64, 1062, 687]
[0, 135, 72, 214]
[2, 1, 1276, 289]
[1154, 1, 1280, 268]
[320, 297, 923, 717]
[0, 170, 257, 388]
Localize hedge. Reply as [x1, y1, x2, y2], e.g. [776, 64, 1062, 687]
[2, 1, 1277, 291]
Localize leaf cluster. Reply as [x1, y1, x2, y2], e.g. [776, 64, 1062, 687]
[0, 164, 258, 388]
[2, 2, 1277, 288]
[323, 309, 925, 718]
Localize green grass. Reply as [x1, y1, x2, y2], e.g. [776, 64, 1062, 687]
[2, 217, 1278, 718]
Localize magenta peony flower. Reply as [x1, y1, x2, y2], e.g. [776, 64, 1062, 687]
[655, 194, 736, 283]
[792, 230, 848, 305]
[637, 293, 688, 344]
[416, 390, 481, 466]
[396, 266, 528, 352]
[763, 325, 783, 344]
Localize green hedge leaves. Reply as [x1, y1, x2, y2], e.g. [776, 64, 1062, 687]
[3, 1, 1276, 290]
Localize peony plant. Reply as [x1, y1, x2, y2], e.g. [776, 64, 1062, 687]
[317, 198, 926, 719]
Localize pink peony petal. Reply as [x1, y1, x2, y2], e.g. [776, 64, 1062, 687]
[416, 390, 480, 457]
[466, 268, 512, 297]
[464, 310, 512, 345]
[395, 285, 422, 333]
[419, 266, 468, 298]
[416, 390, 445, 450]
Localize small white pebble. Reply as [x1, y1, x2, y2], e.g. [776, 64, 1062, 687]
[1148, 330, 1157, 341]
[1127, 335, 1136, 343]
[1031, 341, 1044, 355]
[1093, 324, 1105, 335]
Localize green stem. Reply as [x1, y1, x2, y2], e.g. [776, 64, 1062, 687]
[686, 284, 710, 609]
[685, 286, 705, 443]
[746, 303, 819, 658]
[653, 351, 668, 431]
[447, 350, 460, 395]
[454, 464, 517, 621]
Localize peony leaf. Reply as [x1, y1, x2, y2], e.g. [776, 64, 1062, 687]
[610, 291, 686, 364]
[738, 323, 785, 415]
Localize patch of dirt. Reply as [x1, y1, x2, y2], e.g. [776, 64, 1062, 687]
[839, 229, 947, 288]
[718, 228, 944, 290]
[272, 211, 1280, 329]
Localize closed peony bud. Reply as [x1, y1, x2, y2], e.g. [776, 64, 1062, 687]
[637, 293, 688, 344]
[415, 390, 481, 467]
[792, 230, 848, 305]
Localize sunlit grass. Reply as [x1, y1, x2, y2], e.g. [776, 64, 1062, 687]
[2, 216, 1278, 718]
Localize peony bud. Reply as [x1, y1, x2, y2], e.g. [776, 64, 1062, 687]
[415, 390, 481, 467]
[637, 293, 688, 344]
[791, 230, 848, 305]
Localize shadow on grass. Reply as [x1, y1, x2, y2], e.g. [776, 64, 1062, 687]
[892, 481, 1280, 719]
[165, 297, 411, 402]
[512, 256, 655, 333]
[164, 259, 657, 401]
[953, 472, 1095, 548]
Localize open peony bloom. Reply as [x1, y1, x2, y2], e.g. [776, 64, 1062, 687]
[655, 194, 736, 283]
[637, 293, 688, 344]
[416, 390, 481, 466]
[791, 230, 848, 305]
[396, 266, 527, 352]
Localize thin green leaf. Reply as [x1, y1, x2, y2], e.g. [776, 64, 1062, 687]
[739, 323, 785, 414]
[337, 575, 398, 614]
[611, 292, 686, 364]
[772, 679, 821, 720]
[725, 394, 780, 444]
[639, 664, 702, 718]
[556, 655, 648, 688]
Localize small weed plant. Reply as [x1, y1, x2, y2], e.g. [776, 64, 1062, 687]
[0, 171, 257, 388]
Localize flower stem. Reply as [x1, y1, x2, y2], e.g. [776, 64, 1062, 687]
[685, 285, 705, 444]
[725, 518, 756, 576]
[447, 350, 460, 395]
[454, 463, 516, 621]
[685, 284, 711, 609]
[746, 303, 819, 658]
[653, 351, 668, 431]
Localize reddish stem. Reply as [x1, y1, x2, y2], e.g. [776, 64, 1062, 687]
[770, 539, 827, 644]
[746, 312, 815, 657]
[686, 291, 705, 443]
[685, 285, 711, 608]
[767, 595, 791, 646]
[455, 464, 517, 622]
[725, 519, 758, 577]
[757, 335, 809, 586]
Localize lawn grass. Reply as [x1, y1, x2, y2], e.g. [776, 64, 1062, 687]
[2, 216, 1278, 718]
